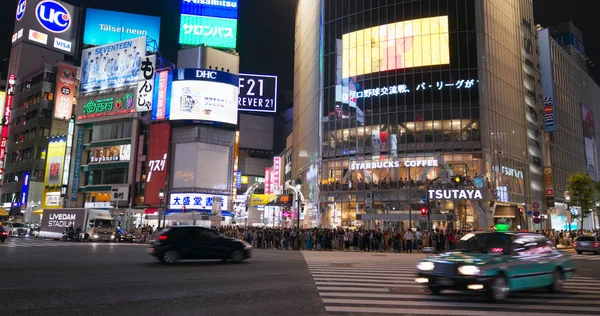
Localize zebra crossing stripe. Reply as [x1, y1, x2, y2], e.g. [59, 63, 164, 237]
[306, 258, 600, 316]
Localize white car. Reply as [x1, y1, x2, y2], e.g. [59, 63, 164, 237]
[1, 222, 28, 237]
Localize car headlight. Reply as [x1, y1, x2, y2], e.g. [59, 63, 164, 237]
[93, 234, 99, 239]
[417, 261, 435, 271]
[458, 265, 480, 275]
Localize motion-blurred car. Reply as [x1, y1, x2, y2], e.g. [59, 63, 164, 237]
[574, 236, 600, 254]
[114, 227, 135, 243]
[148, 226, 251, 264]
[1, 221, 28, 237]
[415, 232, 574, 302]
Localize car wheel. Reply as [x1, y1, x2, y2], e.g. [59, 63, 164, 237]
[548, 270, 564, 293]
[162, 250, 180, 264]
[487, 275, 509, 302]
[229, 250, 245, 263]
[576, 250, 582, 254]
[428, 286, 442, 295]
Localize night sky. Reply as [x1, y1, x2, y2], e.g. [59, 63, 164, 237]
[1, 0, 600, 90]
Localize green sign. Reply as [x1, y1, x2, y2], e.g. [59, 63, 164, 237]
[83, 93, 133, 115]
[179, 14, 237, 49]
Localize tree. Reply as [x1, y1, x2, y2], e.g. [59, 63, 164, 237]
[567, 172, 595, 229]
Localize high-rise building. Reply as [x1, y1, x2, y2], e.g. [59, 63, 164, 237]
[293, 0, 548, 230]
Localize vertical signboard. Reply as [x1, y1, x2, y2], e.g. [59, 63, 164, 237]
[264, 167, 271, 194]
[71, 128, 84, 201]
[581, 104, 597, 181]
[539, 29, 557, 132]
[20, 172, 30, 207]
[145, 123, 171, 205]
[61, 119, 75, 198]
[273, 157, 281, 194]
[137, 55, 156, 112]
[43, 136, 67, 208]
[54, 63, 77, 120]
[544, 166, 555, 208]
[0, 75, 16, 183]
[152, 70, 172, 120]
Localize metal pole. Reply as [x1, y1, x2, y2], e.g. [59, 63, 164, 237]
[408, 166, 412, 230]
[297, 194, 301, 229]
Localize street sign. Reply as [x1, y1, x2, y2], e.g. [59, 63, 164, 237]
[526, 210, 533, 216]
[545, 188, 554, 197]
[532, 201, 540, 209]
[533, 218, 542, 224]
[533, 210, 540, 217]
[421, 195, 428, 203]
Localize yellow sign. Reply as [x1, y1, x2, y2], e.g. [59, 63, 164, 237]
[241, 176, 249, 184]
[250, 194, 276, 207]
[342, 16, 450, 78]
[42, 137, 67, 209]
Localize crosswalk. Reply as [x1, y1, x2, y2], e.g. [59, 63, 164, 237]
[305, 260, 600, 315]
[0, 238, 145, 248]
[572, 254, 600, 261]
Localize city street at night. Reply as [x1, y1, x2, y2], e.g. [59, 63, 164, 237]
[2, 239, 600, 316]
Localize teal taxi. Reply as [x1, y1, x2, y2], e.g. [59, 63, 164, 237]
[415, 231, 575, 302]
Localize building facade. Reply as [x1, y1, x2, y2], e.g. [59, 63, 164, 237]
[294, 0, 548, 230]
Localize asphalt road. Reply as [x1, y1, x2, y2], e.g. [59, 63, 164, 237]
[2, 238, 599, 316]
[0, 238, 326, 316]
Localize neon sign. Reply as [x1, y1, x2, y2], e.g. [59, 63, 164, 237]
[342, 79, 478, 102]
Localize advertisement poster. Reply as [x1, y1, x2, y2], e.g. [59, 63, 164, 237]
[80, 36, 147, 93]
[170, 69, 239, 125]
[238, 73, 278, 113]
[137, 55, 156, 112]
[40, 209, 86, 234]
[77, 91, 136, 121]
[180, 0, 238, 19]
[169, 193, 228, 211]
[54, 63, 77, 119]
[144, 123, 171, 205]
[84, 8, 161, 48]
[43, 136, 67, 208]
[152, 70, 173, 120]
[581, 104, 597, 181]
[71, 128, 84, 201]
[342, 16, 449, 78]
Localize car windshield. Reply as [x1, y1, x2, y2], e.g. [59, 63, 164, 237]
[576, 236, 596, 242]
[93, 219, 113, 228]
[456, 233, 511, 253]
[12, 223, 25, 227]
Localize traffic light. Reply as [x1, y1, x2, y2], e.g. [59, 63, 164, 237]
[451, 175, 463, 184]
[421, 207, 428, 217]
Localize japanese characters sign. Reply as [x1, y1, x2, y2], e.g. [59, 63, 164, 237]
[77, 91, 136, 121]
[181, 0, 238, 19]
[110, 186, 129, 201]
[342, 79, 478, 102]
[169, 193, 229, 211]
[136, 55, 156, 112]
[145, 123, 171, 205]
[54, 63, 77, 119]
[179, 14, 237, 49]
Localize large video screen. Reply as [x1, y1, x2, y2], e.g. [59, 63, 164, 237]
[84, 8, 161, 49]
[342, 16, 450, 78]
[172, 142, 230, 190]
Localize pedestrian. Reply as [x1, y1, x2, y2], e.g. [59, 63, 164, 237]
[404, 229, 414, 253]
[415, 228, 423, 253]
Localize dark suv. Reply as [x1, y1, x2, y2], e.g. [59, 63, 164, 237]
[148, 226, 251, 264]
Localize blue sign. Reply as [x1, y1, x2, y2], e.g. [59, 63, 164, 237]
[181, 0, 238, 19]
[71, 128, 84, 201]
[20, 172, 30, 206]
[236, 171, 242, 189]
[175, 68, 239, 86]
[16, 0, 26, 21]
[36, 0, 71, 33]
[421, 195, 428, 203]
[84, 8, 161, 49]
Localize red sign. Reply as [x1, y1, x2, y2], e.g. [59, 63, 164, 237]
[533, 218, 542, 224]
[155, 70, 169, 120]
[144, 123, 171, 205]
[0, 74, 16, 182]
[264, 167, 271, 194]
[54, 63, 77, 120]
[532, 201, 540, 209]
[545, 188, 554, 197]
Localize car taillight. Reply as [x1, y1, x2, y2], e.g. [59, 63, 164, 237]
[594, 242, 599, 248]
[573, 242, 577, 247]
[158, 235, 168, 241]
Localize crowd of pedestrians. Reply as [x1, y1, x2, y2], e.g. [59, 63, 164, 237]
[215, 226, 469, 253]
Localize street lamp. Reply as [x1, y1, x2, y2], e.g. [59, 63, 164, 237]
[295, 177, 302, 230]
[158, 187, 165, 229]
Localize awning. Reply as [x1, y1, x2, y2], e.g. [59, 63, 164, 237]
[494, 206, 517, 218]
[32, 209, 44, 215]
[144, 208, 159, 214]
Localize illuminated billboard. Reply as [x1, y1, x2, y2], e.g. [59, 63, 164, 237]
[80, 36, 147, 93]
[43, 136, 67, 209]
[179, 14, 237, 49]
[12, 0, 80, 55]
[181, 0, 238, 19]
[342, 16, 450, 78]
[54, 63, 77, 120]
[582, 104, 598, 181]
[169, 68, 239, 125]
[145, 123, 171, 205]
[238, 73, 278, 113]
[84, 8, 161, 49]
[77, 91, 136, 121]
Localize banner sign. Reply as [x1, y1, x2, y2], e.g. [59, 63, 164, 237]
[71, 128, 85, 201]
[428, 189, 483, 200]
[78, 91, 136, 121]
[152, 70, 173, 120]
[144, 123, 171, 205]
[169, 193, 228, 211]
[54, 63, 77, 120]
[137, 55, 156, 112]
